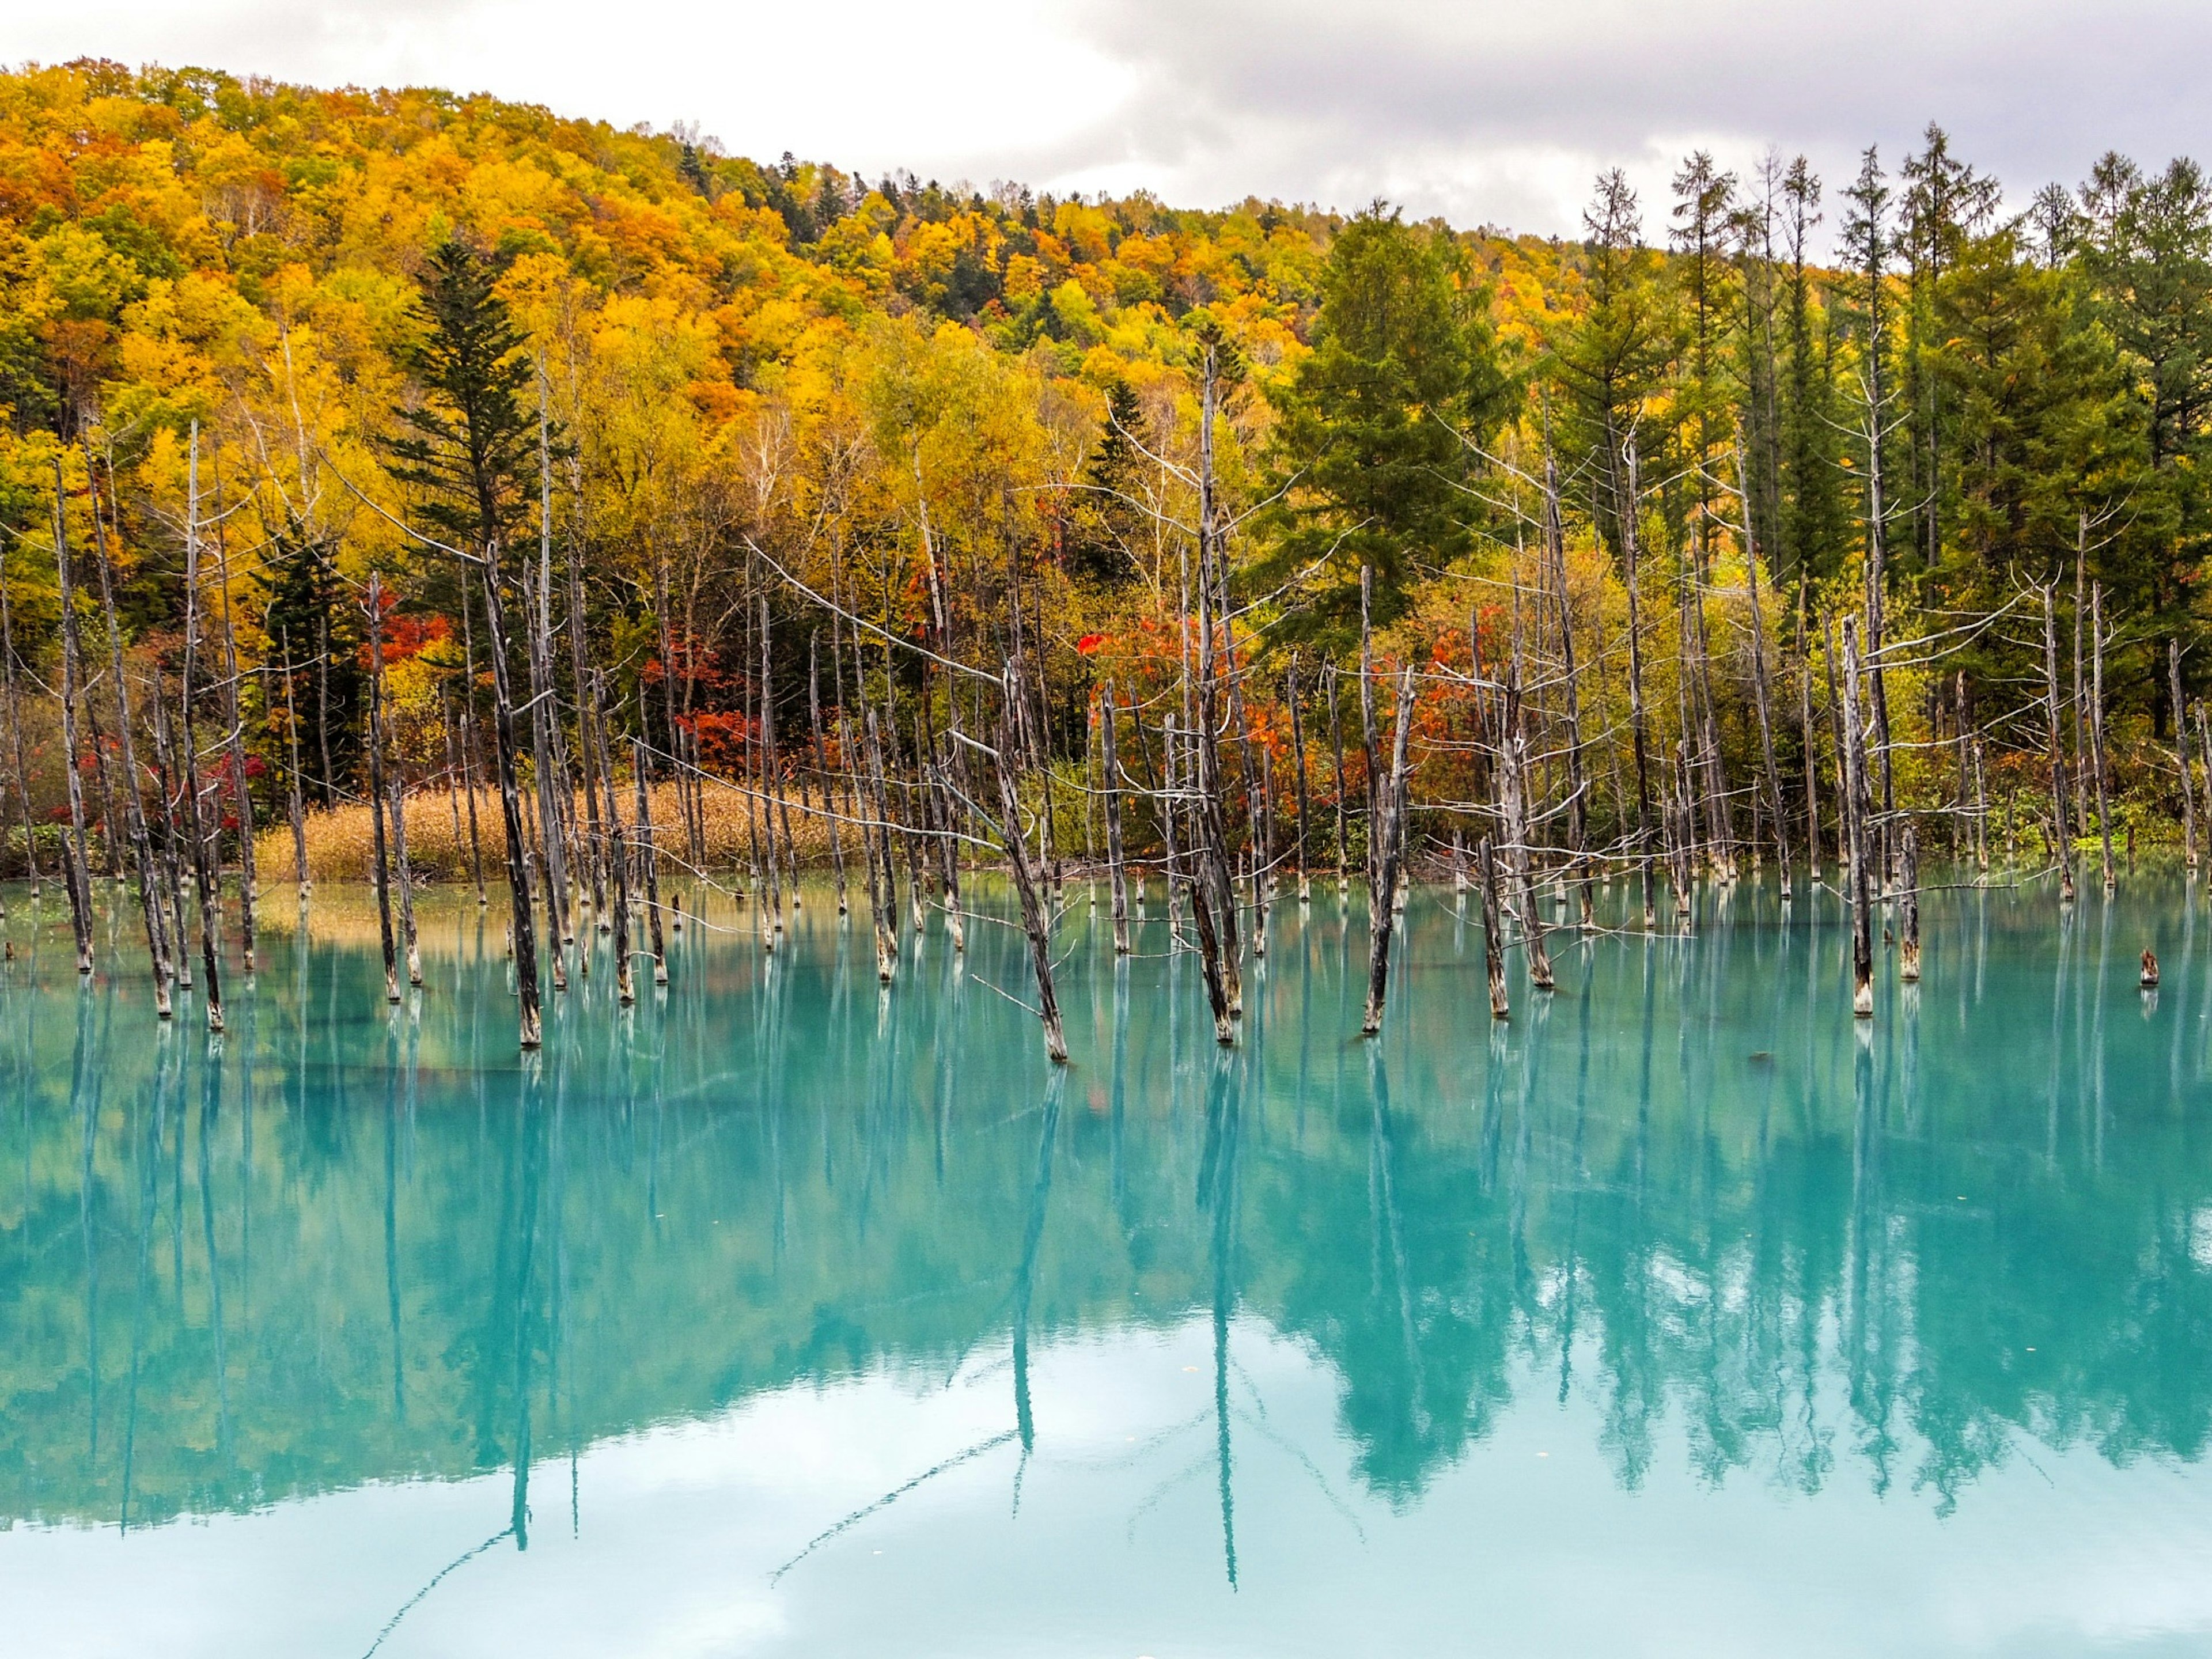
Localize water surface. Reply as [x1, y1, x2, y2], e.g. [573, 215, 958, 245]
[5, 874, 2212, 1657]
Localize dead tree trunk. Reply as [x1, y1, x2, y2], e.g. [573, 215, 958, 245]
[50, 455, 94, 975]
[1543, 452, 1594, 926]
[457, 570, 487, 906]
[1898, 823, 1921, 982]
[0, 556, 37, 897]
[212, 518, 257, 971]
[478, 543, 543, 1047]
[1620, 438, 1658, 930]
[2092, 582, 2114, 895]
[594, 682, 632, 1002]
[1103, 682, 1130, 954]
[1288, 659, 1313, 903]
[996, 667, 1068, 1065]
[2044, 586, 2075, 905]
[283, 629, 311, 897]
[632, 728, 666, 983]
[1478, 834, 1509, 1021]
[809, 633, 847, 914]
[1842, 617, 1874, 1019]
[1798, 612, 1821, 882]
[91, 471, 172, 1012]
[1359, 667, 1415, 1036]
[2173, 640, 2197, 873]
[862, 711, 898, 982]
[179, 437, 224, 1030]
[366, 573, 400, 1004]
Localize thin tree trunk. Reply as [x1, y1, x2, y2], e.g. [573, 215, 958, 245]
[179, 435, 224, 1029]
[1103, 681, 1130, 954]
[283, 630, 310, 897]
[633, 728, 666, 983]
[2092, 582, 2113, 895]
[2173, 640, 2197, 872]
[1620, 438, 1657, 929]
[1359, 668, 1415, 1036]
[1289, 659, 1312, 902]
[90, 472, 172, 1012]
[0, 555, 37, 896]
[1842, 616, 1874, 1018]
[603, 699, 634, 1006]
[50, 454, 94, 975]
[366, 573, 400, 1004]
[1898, 823, 1921, 982]
[2044, 587, 2075, 905]
[809, 632, 847, 914]
[478, 542, 543, 1047]
[1478, 834, 1509, 1021]
[996, 667, 1067, 1065]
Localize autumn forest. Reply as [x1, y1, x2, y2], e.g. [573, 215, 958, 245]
[2, 56, 2209, 1050]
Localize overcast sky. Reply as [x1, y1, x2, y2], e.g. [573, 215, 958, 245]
[6, 0, 2209, 243]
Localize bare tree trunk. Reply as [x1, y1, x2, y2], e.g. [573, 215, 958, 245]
[2196, 703, 2212, 872]
[1842, 617, 1874, 1018]
[2072, 525, 2089, 839]
[457, 571, 488, 907]
[604, 706, 633, 1006]
[863, 711, 897, 982]
[1798, 612, 1821, 882]
[366, 573, 400, 1004]
[2092, 582, 2113, 895]
[809, 632, 847, 914]
[996, 667, 1067, 1065]
[1288, 659, 1312, 903]
[1327, 666, 1349, 896]
[1478, 834, 1509, 1021]
[90, 471, 172, 1012]
[179, 436, 224, 1030]
[1620, 439, 1657, 929]
[1543, 452, 1594, 925]
[440, 688, 465, 892]
[283, 630, 311, 897]
[149, 674, 192, 989]
[2044, 587, 2075, 905]
[388, 746, 421, 988]
[50, 454, 94, 975]
[1898, 823, 1921, 982]
[2173, 640, 2198, 872]
[213, 513, 258, 971]
[633, 729, 666, 983]
[565, 487, 605, 928]
[935, 752, 964, 953]
[479, 543, 543, 1047]
[1359, 668, 1415, 1036]
[0, 556, 37, 897]
[1737, 445, 1788, 892]
[1103, 682, 1130, 954]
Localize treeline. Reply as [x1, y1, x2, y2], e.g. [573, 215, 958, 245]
[4, 59, 2212, 1048]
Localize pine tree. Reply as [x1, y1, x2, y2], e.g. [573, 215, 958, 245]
[1554, 170, 1673, 566]
[1261, 205, 1505, 642]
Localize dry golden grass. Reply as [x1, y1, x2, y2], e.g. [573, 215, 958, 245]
[256, 781, 841, 883]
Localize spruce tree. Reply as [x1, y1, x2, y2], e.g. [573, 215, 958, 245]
[1260, 206, 1506, 643]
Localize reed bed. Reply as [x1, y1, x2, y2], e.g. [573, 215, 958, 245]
[256, 781, 838, 883]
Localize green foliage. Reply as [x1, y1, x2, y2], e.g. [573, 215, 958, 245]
[1260, 207, 1508, 645]
[383, 238, 539, 556]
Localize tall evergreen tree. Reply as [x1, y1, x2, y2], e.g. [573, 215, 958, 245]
[1261, 205, 1506, 643]
[1553, 170, 1673, 565]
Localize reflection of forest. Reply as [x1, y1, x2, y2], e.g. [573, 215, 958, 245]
[4, 882, 2211, 1533]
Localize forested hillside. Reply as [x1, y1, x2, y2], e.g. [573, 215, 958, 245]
[2, 56, 2209, 959]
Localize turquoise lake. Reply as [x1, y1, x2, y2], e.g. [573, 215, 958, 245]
[5, 872, 2212, 1657]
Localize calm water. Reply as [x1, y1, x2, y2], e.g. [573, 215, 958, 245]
[5, 872, 2212, 1657]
